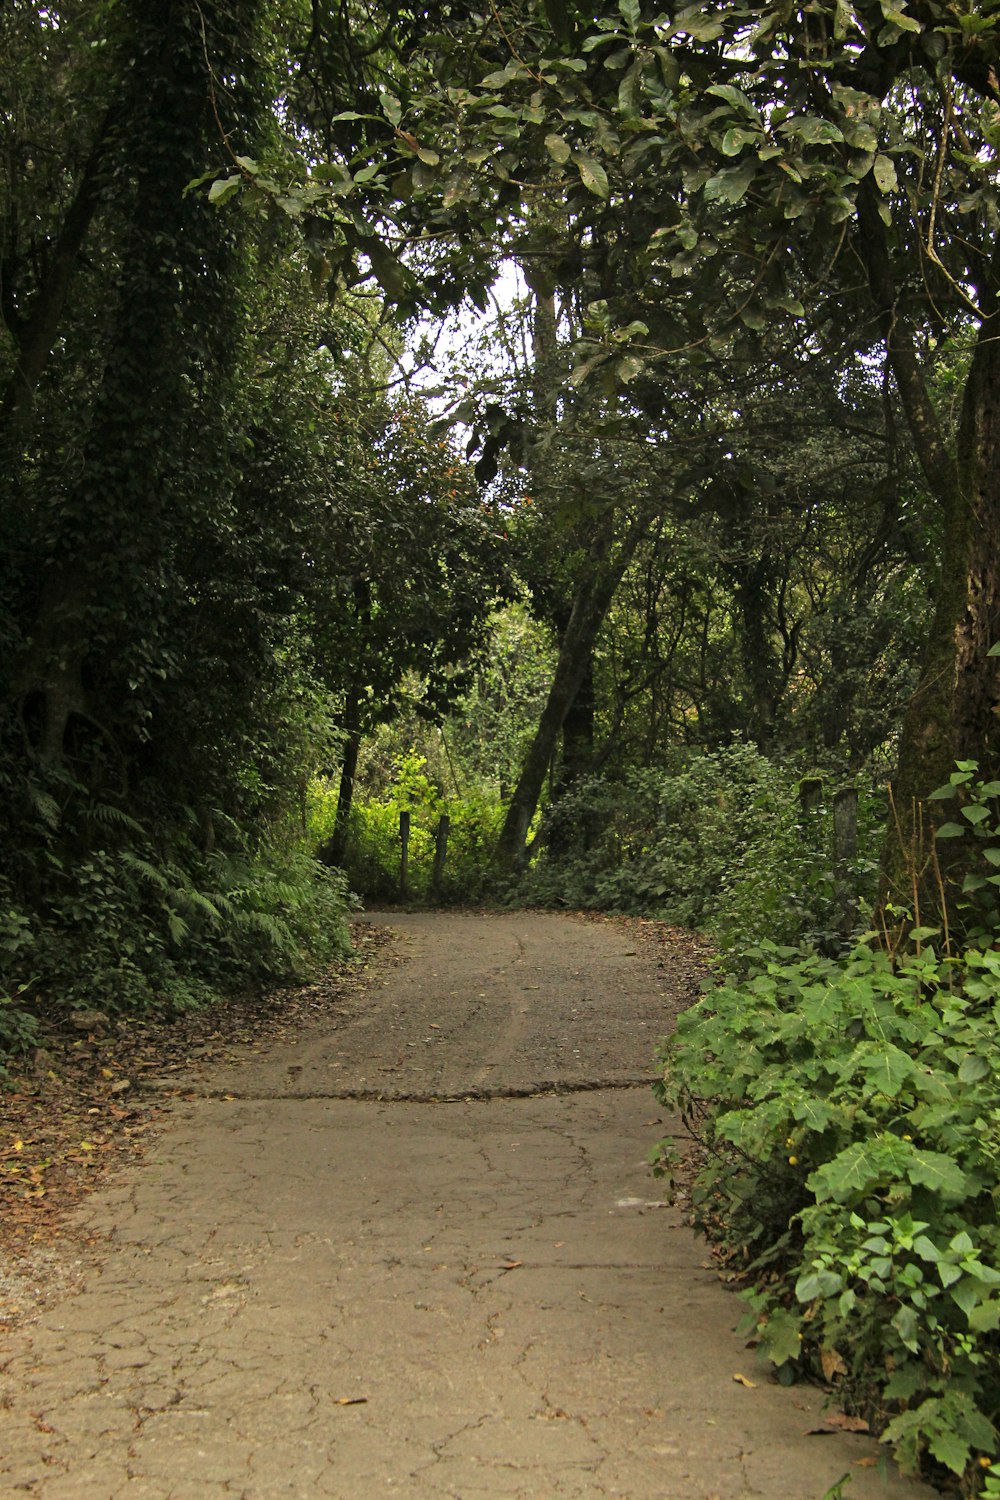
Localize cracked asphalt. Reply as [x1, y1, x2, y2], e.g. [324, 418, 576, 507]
[0, 911, 936, 1499]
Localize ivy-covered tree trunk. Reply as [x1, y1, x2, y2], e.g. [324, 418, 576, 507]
[12, 0, 268, 783]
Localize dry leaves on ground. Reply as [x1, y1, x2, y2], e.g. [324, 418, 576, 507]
[0, 922, 394, 1325]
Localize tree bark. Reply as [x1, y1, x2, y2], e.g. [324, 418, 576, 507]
[1, 109, 116, 428]
[319, 692, 362, 868]
[494, 522, 642, 875]
[857, 183, 1000, 904]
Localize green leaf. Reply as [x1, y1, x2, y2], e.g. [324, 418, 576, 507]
[619, 0, 641, 32]
[379, 92, 402, 126]
[934, 822, 965, 839]
[879, 0, 922, 32]
[780, 115, 844, 146]
[761, 1307, 802, 1366]
[834, 0, 858, 38]
[703, 164, 756, 204]
[569, 350, 611, 386]
[575, 152, 609, 198]
[892, 1303, 920, 1353]
[950, 1277, 983, 1318]
[208, 176, 241, 205]
[906, 1147, 967, 1198]
[963, 803, 991, 825]
[616, 352, 645, 383]
[969, 1299, 1000, 1332]
[545, 133, 572, 165]
[858, 1043, 916, 1095]
[926, 1425, 971, 1477]
[795, 1267, 843, 1301]
[873, 154, 898, 193]
[366, 240, 416, 303]
[722, 127, 757, 156]
[958, 1054, 990, 1083]
[672, 11, 723, 40]
[809, 1140, 892, 1201]
[706, 84, 759, 119]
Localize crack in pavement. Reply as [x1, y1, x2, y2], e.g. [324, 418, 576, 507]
[167, 1076, 655, 1103]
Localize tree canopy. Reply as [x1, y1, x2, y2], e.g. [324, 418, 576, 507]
[2, 0, 999, 1005]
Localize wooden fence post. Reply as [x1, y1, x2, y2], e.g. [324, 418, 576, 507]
[399, 810, 410, 900]
[833, 786, 859, 940]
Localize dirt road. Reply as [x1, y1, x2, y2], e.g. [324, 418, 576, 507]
[0, 912, 934, 1498]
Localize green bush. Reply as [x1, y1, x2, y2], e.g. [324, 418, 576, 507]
[521, 743, 880, 958]
[653, 939, 1000, 1487]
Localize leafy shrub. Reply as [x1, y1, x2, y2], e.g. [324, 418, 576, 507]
[653, 940, 1000, 1487]
[0, 896, 38, 1053]
[521, 743, 880, 958]
[927, 759, 1000, 948]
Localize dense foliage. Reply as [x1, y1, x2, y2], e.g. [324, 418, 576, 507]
[651, 770, 1000, 1490]
[655, 940, 1000, 1488]
[0, 1, 502, 1043]
[520, 744, 877, 948]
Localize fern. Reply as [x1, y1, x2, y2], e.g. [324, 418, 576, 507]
[122, 853, 172, 892]
[166, 908, 189, 945]
[87, 802, 147, 838]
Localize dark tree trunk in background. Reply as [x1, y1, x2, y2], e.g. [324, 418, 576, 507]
[9, 0, 265, 778]
[494, 522, 642, 875]
[320, 691, 362, 868]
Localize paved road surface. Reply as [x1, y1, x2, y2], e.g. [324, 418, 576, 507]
[0, 912, 935, 1499]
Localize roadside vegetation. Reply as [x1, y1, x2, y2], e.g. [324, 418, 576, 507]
[3, 0, 1000, 1489]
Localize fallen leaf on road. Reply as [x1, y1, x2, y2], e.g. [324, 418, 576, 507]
[808, 1413, 870, 1435]
[733, 1374, 757, 1388]
[334, 1397, 368, 1406]
[501, 1259, 523, 1269]
[855, 1458, 881, 1468]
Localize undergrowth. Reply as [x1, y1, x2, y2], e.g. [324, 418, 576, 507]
[0, 808, 352, 1071]
[310, 748, 505, 903]
[652, 764, 1000, 1493]
[520, 742, 880, 962]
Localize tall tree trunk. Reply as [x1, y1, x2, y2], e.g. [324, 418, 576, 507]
[558, 652, 595, 791]
[10, 0, 265, 774]
[494, 522, 642, 875]
[319, 691, 362, 867]
[858, 183, 1000, 903]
